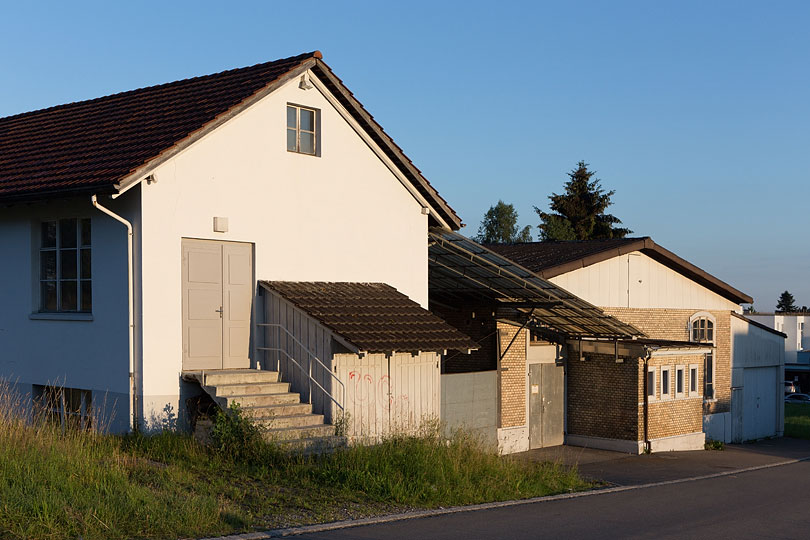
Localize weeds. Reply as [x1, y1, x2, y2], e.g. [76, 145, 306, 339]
[704, 439, 725, 450]
[0, 382, 591, 539]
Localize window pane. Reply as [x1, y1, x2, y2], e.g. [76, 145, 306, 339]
[41, 281, 57, 311]
[647, 371, 655, 396]
[41, 221, 57, 248]
[80, 249, 91, 279]
[677, 370, 683, 393]
[60, 219, 77, 248]
[287, 106, 297, 128]
[61, 281, 78, 311]
[40, 251, 57, 280]
[300, 132, 315, 154]
[300, 108, 315, 131]
[80, 219, 91, 247]
[705, 355, 713, 384]
[81, 281, 92, 312]
[60, 249, 77, 279]
[707, 326, 713, 342]
[287, 128, 297, 151]
[662, 371, 669, 394]
[690, 368, 697, 392]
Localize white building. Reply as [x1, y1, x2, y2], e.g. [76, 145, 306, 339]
[0, 51, 476, 440]
[747, 313, 810, 392]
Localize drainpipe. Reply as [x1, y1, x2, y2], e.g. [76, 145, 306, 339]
[642, 347, 651, 453]
[91, 195, 137, 432]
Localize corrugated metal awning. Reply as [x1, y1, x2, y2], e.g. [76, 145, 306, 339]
[428, 228, 643, 339]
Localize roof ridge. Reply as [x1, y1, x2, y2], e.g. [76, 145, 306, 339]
[0, 51, 321, 124]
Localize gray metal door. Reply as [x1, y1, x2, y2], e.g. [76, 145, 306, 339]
[182, 239, 252, 371]
[529, 362, 564, 449]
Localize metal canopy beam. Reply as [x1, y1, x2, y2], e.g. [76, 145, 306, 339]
[428, 229, 643, 339]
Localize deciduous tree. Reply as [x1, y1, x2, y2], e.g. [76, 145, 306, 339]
[476, 200, 533, 244]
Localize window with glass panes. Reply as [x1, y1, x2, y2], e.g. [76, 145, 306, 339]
[40, 218, 91, 312]
[286, 105, 317, 155]
[690, 316, 715, 399]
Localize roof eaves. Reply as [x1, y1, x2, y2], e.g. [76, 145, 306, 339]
[731, 312, 787, 338]
[114, 56, 320, 194]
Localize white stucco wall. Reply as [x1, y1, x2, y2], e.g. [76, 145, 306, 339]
[137, 70, 431, 425]
[748, 314, 808, 365]
[0, 197, 134, 432]
[549, 252, 742, 311]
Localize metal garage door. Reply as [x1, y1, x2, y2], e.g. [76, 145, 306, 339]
[742, 366, 778, 441]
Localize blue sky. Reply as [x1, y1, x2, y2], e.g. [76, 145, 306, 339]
[1, 1, 807, 310]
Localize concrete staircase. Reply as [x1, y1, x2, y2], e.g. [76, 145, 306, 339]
[183, 369, 345, 452]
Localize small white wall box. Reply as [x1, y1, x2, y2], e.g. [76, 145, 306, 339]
[213, 217, 229, 233]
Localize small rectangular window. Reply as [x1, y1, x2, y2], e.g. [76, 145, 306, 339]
[286, 104, 318, 155]
[33, 385, 93, 431]
[647, 367, 657, 401]
[661, 366, 671, 399]
[689, 365, 699, 397]
[675, 366, 685, 398]
[40, 218, 92, 313]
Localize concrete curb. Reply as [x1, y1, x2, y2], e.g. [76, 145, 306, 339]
[200, 456, 810, 539]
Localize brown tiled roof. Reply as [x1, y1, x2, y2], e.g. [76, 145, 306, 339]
[260, 281, 478, 353]
[0, 52, 462, 229]
[487, 237, 752, 305]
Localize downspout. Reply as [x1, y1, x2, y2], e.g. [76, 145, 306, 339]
[91, 195, 137, 432]
[642, 347, 651, 453]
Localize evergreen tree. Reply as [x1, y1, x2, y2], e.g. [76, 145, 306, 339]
[535, 161, 631, 241]
[776, 291, 798, 313]
[476, 200, 533, 244]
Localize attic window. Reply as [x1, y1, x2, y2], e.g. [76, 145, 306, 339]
[287, 104, 317, 155]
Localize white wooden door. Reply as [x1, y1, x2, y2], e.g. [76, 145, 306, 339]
[182, 239, 253, 371]
[742, 367, 778, 441]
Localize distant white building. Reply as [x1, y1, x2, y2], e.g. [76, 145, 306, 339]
[747, 313, 810, 392]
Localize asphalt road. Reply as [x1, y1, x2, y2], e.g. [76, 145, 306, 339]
[296, 461, 810, 540]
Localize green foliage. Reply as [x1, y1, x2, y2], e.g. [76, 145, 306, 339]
[704, 439, 725, 451]
[776, 291, 798, 313]
[0, 383, 591, 539]
[785, 403, 810, 439]
[535, 161, 631, 241]
[476, 200, 532, 244]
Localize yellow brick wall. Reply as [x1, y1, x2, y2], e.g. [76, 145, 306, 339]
[643, 354, 705, 439]
[566, 349, 640, 441]
[498, 322, 527, 428]
[603, 307, 731, 415]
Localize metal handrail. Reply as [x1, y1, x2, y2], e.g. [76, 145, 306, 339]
[256, 323, 345, 416]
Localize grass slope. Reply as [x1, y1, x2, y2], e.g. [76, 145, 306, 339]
[0, 400, 589, 540]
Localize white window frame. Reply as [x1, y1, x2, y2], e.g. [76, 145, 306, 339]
[689, 312, 716, 402]
[32, 384, 93, 431]
[38, 217, 92, 313]
[286, 103, 319, 155]
[660, 366, 672, 400]
[675, 365, 686, 399]
[689, 364, 700, 397]
[647, 366, 657, 402]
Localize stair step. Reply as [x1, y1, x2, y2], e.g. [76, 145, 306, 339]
[203, 370, 279, 386]
[254, 413, 325, 429]
[279, 435, 348, 454]
[263, 424, 336, 441]
[241, 403, 313, 417]
[215, 381, 289, 397]
[225, 393, 300, 408]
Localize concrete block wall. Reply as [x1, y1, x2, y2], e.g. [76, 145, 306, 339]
[603, 308, 731, 416]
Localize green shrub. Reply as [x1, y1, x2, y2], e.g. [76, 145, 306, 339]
[704, 438, 724, 450]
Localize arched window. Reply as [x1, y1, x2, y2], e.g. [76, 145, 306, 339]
[689, 313, 716, 400]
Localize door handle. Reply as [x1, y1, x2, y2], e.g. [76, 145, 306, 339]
[215, 306, 224, 318]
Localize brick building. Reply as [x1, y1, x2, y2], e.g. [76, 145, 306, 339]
[429, 230, 722, 454]
[490, 237, 785, 444]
